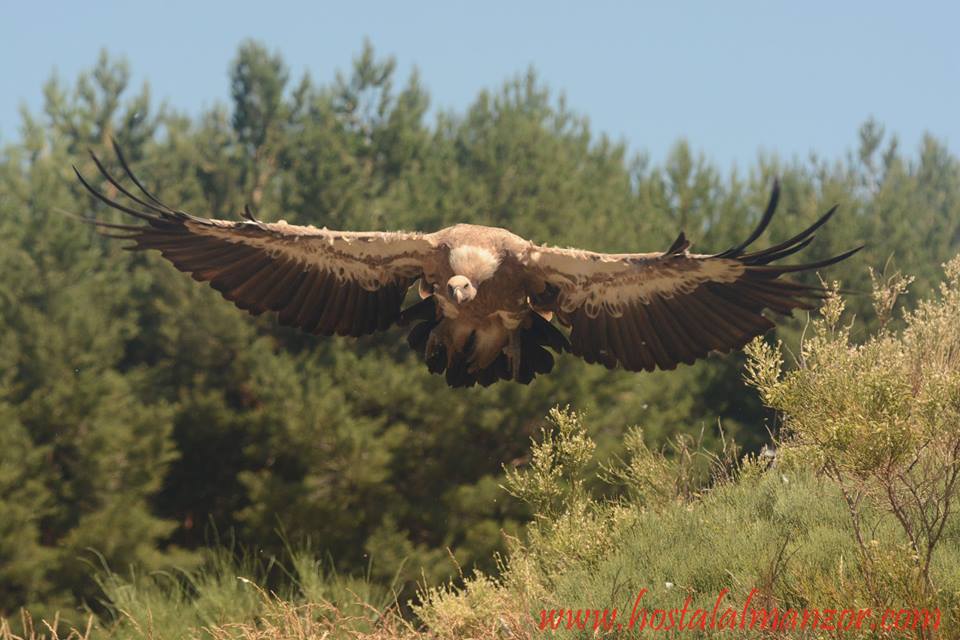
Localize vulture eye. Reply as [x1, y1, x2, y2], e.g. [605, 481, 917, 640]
[448, 284, 456, 297]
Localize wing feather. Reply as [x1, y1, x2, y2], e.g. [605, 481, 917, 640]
[617, 304, 654, 371]
[75, 146, 438, 338]
[528, 183, 861, 371]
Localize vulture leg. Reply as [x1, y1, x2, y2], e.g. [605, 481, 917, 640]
[425, 322, 458, 369]
[425, 330, 444, 367]
[506, 332, 523, 381]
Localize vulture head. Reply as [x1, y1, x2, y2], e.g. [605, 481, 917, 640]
[447, 275, 476, 304]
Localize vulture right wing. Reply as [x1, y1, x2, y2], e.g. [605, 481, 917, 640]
[527, 182, 862, 371]
[75, 145, 438, 337]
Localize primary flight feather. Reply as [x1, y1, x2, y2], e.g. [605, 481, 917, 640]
[75, 144, 861, 388]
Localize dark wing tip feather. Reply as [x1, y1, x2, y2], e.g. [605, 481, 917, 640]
[749, 244, 864, 274]
[741, 205, 839, 264]
[73, 164, 160, 224]
[709, 188, 855, 277]
[713, 178, 780, 259]
[109, 138, 174, 212]
[88, 149, 172, 218]
[747, 234, 816, 265]
[74, 143, 203, 230]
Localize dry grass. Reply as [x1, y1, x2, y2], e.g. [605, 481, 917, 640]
[191, 581, 419, 640]
[1, 605, 418, 640]
[0, 596, 535, 640]
[1, 581, 430, 640]
[0, 611, 93, 640]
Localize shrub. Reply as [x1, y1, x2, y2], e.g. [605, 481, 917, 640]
[745, 257, 960, 615]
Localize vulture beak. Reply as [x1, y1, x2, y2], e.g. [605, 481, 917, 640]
[454, 288, 466, 304]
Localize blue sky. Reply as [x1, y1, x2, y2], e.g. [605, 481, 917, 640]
[2, 1, 957, 169]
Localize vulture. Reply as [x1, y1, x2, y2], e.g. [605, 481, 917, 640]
[75, 144, 861, 388]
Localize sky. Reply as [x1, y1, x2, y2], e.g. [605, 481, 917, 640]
[2, 1, 957, 169]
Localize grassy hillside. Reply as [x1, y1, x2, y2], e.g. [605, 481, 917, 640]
[6, 259, 960, 639]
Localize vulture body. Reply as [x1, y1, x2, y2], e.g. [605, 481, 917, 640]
[75, 145, 861, 388]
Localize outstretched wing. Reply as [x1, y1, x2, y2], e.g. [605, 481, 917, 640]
[75, 144, 438, 337]
[526, 182, 861, 371]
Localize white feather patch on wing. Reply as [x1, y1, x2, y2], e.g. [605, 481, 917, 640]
[185, 219, 435, 291]
[449, 245, 501, 282]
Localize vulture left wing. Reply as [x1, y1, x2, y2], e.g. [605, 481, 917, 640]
[75, 145, 438, 337]
[527, 183, 861, 371]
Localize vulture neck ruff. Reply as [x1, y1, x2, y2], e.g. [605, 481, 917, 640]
[449, 246, 500, 283]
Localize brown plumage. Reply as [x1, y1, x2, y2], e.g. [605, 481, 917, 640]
[74, 143, 861, 388]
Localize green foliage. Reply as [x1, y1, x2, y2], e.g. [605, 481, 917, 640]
[418, 419, 959, 639]
[0, 58, 188, 616]
[745, 257, 960, 613]
[3, 40, 960, 628]
[503, 407, 595, 519]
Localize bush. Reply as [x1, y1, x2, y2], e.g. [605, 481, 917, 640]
[744, 257, 960, 623]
